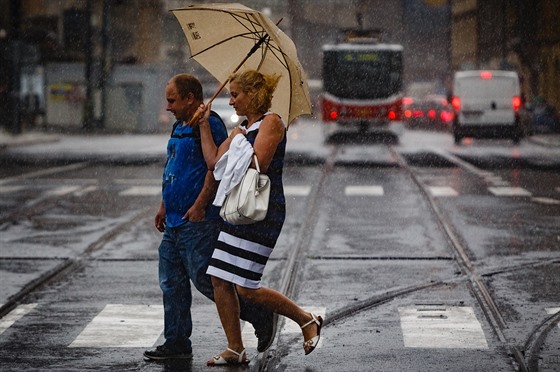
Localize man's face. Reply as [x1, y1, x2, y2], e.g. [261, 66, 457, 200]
[165, 81, 193, 123]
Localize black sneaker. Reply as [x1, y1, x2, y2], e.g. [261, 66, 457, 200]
[143, 345, 193, 361]
[254, 311, 278, 352]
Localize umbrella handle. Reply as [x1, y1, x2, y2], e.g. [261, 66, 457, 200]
[189, 18, 284, 126]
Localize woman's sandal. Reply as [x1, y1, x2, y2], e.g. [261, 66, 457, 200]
[301, 313, 323, 355]
[207, 347, 250, 366]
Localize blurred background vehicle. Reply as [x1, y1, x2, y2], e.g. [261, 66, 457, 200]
[526, 97, 560, 134]
[403, 94, 454, 131]
[451, 70, 531, 145]
[210, 97, 243, 130]
[320, 29, 403, 141]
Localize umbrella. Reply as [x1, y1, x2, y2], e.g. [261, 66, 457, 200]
[171, 3, 312, 126]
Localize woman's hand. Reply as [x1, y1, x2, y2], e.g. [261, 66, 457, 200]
[229, 125, 245, 138]
[190, 103, 211, 127]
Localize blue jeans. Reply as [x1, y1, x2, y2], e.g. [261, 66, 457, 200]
[158, 220, 219, 353]
[158, 220, 271, 353]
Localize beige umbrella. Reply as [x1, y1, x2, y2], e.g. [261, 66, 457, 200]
[171, 3, 312, 126]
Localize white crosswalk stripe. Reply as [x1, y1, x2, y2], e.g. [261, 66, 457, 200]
[545, 307, 560, 328]
[284, 185, 311, 196]
[119, 186, 161, 196]
[428, 186, 458, 197]
[0, 303, 38, 336]
[345, 185, 384, 196]
[69, 304, 164, 348]
[44, 185, 82, 196]
[399, 306, 488, 349]
[488, 187, 532, 196]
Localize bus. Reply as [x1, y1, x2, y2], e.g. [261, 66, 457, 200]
[321, 31, 404, 138]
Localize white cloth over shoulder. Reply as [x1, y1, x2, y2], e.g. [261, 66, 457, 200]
[213, 133, 253, 207]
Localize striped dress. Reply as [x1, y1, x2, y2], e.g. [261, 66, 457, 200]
[206, 113, 286, 289]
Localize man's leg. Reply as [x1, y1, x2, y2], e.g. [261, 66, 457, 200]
[144, 228, 193, 360]
[187, 221, 277, 352]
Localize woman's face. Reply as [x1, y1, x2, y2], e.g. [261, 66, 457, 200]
[229, 81, 251, 117]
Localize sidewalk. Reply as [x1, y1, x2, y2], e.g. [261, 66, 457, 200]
[0, 119, 328, 164]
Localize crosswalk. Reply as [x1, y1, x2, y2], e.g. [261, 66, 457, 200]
[0, 179, 558, 201]
[2, 303, 557, 351]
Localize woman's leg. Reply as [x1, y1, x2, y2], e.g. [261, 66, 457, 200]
[211, 276, 246, 359]
[235, 286, 320, 346]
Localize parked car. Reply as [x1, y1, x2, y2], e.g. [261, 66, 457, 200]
[403, 94, 454, 131]
[451, 70, 530, 144]
[526, 97, 560, 134]
[210, 97, 243, 129]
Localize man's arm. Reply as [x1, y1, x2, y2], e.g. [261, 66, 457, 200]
[182, 170, 218, 222]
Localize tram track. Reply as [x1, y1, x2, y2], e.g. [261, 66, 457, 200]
[390, 146, 553, 372]
[260, 143, 554, 371]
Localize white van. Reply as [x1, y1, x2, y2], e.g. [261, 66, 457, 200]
[451, 70, 528, 144]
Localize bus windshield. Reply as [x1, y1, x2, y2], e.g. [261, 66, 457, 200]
[323, 49, 402, 100]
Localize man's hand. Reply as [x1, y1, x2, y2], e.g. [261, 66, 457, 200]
[155, 203, 166, 232]
[183, 204, 206, 222]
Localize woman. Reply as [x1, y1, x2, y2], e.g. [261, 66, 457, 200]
[195, 70, 322, 366]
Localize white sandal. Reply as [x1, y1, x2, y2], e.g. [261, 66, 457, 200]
[301, 313, 323, 355]
[207, 347, 249, 366]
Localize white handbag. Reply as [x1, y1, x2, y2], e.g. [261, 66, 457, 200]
[219, 154, 271, 225]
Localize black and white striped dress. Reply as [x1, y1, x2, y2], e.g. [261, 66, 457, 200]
[206, 114, 286, 289]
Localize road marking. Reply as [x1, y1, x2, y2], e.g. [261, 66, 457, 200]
[484, 175, 510, 186]
[0, 303, 38, 336]
[428, 186, 458, 197]
[345, 185, 384, 196]
[284, 185, 311, 196]
[44, 185, 82, 196]
[532, 197, 560, 205]
[73, 185, 98, 197]
[0, 185, 25, 193]
[119, 186, 161, 196]
[488, 187, 532, 197]
[399, 306, 488, 349]
[115, 179, 161, 185]
[69, 304, 163, 348]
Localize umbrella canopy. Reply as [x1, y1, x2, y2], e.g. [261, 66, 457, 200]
[171, 3, 312, 126]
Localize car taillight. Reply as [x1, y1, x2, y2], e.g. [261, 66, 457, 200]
[402, 97, 414, 105]
[440, 111, 453, 122]
[427, 109, 436, 120]
[404, 109, 412, 118]
[451, 96, 461, 111]
[329, 110, 338, 120]
[388, 111, 396, 120]
[512, 96, 521, 111]
[480, 71, 492, 79]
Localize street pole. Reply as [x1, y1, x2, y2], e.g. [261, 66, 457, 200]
[99, 0, 111, 130]
[4, 0, 22, 134]
[82, 0, 95, 130]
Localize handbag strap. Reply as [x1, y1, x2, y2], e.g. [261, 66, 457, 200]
[253, 154, 261, 173]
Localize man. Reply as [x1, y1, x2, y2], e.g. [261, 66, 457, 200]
[143, 74, 275, 361]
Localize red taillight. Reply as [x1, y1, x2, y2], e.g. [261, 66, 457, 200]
[451, 96, 461, 111]
[388, 111, 396, 120]
[402, 97, 414, 105]
[412, 110, 424, 118]
[427, 109, 436, 120]
[329, 111, 338, 120]
[480, 71, 492, 79]
[440, 111, 453, 122]
[404, 109, 412, 118]
[512, 96, 521, 111]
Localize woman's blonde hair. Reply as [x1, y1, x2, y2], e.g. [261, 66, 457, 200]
[229, 70, 281, 115]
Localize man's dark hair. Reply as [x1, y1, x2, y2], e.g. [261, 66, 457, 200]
[172, 73, 203, 101]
